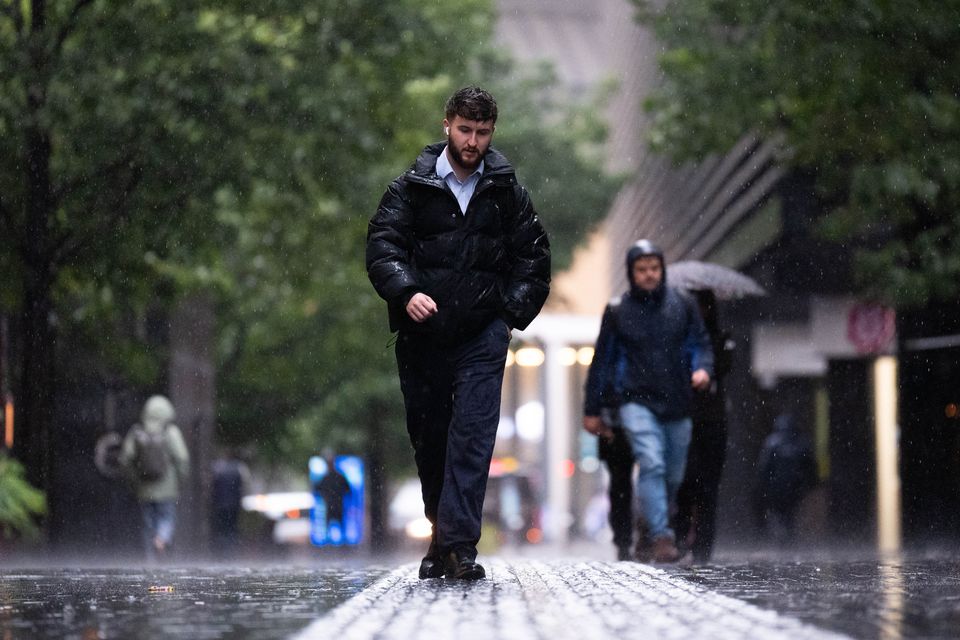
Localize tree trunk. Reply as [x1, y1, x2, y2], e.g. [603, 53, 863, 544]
[168, 292, 217, 557]
[16, 268, 56, 495]
[16, 50, 57, 507]
[366, 405, 388, 552]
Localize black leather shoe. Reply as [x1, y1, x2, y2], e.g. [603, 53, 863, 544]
[443, 550, 485, 580]
[417, 537, 444, 580]
[418, 555, 445, 579]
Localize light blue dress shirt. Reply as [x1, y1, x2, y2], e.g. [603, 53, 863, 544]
[436, 146, 484, 215]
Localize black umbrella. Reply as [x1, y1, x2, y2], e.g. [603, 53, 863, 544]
[666, 260, 766, 300]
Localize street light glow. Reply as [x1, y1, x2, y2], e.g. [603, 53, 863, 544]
[577, 347, 594, 366]
[516, 401, 545, 441]
[515, 347, 545, 367]
[405, 517, 434, 540]
[558, 347, 578, 366]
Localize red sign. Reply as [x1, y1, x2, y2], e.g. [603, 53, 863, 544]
[847, 303, 896, 354]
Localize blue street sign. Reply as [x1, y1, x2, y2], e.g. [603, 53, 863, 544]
[308, 454, 364, 546]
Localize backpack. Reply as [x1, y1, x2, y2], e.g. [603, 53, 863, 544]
[133, 426, 170, 482]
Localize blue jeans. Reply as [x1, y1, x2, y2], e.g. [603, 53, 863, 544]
[619, 403, 692, 539]
[141, 501, 176, 560]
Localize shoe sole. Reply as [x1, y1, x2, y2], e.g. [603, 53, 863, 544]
[419, 569, 445, 579]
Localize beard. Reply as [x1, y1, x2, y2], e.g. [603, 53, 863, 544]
[447, 138, 484, 171]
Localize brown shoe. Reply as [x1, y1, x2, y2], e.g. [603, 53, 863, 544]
[634, 536, 654, 563]
[652, 534, 681, 563]
[634, 520, 653, 563]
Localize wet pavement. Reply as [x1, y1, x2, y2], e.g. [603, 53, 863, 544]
[295, 558, 848, 640]
[0, 564, 388, 639]
[676, 556, 960, 640]
[0, 550, 958, 639]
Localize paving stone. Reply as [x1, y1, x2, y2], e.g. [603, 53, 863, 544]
[294, 559, 849, 640]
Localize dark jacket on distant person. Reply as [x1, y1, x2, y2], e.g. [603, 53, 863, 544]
[366, 143, 551, 343]
[584, 248, 714, 421]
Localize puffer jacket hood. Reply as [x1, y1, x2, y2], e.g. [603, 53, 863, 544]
[141, 395, 176, 433]
[626, 239, 666, 299]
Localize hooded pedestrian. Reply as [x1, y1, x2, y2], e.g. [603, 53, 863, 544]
[120, 395, 190, 561]
[583, 240, 713, 563]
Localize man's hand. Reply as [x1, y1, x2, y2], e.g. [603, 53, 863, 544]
[405, 292, 438, 322]
[583, 415, 614, 441]
[691, 368, 711, 391]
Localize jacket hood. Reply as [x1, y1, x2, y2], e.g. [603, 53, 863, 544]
[626, 239, 666, 298]
[141, 395, 176, 432]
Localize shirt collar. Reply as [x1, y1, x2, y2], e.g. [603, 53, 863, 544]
[436, 145, 484, 181]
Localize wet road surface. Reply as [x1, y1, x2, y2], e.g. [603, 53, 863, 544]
[675, 557, 960, 640]
[0, 553, 958, 638]
[0, 564, 387, 639]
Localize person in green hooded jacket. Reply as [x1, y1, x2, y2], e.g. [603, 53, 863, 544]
[119, 395, 190, 561]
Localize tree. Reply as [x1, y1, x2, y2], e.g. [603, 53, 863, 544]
[1, 0, 497, 505]
[1, 0, 620, 546]
[635, 0, 960, 307]
[1, 0, 248, 492]
[206, 53, 621, 551]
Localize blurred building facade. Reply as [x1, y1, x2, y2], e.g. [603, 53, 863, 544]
[496, 0, 958, 551]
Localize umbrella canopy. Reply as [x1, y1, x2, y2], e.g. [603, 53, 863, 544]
[666, 260, 766, 300]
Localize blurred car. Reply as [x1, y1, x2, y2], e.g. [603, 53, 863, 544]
[388, 479, 433, 544]
[483, 472, 542, 546]
[388, 465, 542, 549]
[241, 491, 314, 545]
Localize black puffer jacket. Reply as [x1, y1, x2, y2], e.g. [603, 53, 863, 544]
[366, 143, 551, 342]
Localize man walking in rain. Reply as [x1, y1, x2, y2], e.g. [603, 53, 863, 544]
[583, 240, 712, 563]
[367, 86, 550, 580]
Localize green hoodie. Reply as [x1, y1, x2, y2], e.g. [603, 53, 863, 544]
[120, 395, 190, 502]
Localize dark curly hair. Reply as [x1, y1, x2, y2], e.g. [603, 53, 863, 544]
[444, 86, 498, 123]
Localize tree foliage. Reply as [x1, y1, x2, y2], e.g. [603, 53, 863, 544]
[0, 453, 46, 540]
[636, 0, 960, 307]
[1, 0, 619, 482]
[211, 43, 621, 470]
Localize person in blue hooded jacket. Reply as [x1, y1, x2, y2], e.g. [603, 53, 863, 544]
[583, 240, 713, 563]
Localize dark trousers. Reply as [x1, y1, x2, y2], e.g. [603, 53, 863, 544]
[210, 507, 240, 556]
[395, 318, 510, 558]
[675, 418, 727, 561]
[598, 427, 635, 551]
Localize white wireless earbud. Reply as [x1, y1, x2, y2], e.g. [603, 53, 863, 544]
[444, 127, 450, 135]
